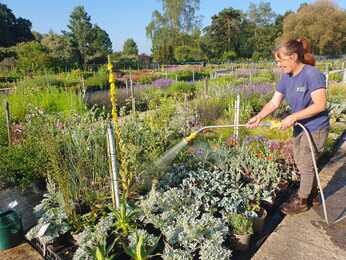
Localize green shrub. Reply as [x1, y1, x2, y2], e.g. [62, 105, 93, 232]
[195, 97, 228, 125]
[222, 50, 237, 62]
[2, 88, 85, 121]
[253, 71, 274, 82]
[85, 66, 108, 89]
[228, 213, 253, 235]
[137, 74, 159, 84]
[167, 82, 196, 99]
[328, 83, 346, 103]
[118, 114, 179, 194]
[0, 123, 49, 189]
[42, 111, 110, 219]
[209, 76, 237, 87]
[167, 70, 207, 81]
[0, 118, 7, 147]
[329, 72, 343, 82]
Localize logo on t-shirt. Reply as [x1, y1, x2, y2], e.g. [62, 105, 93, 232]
[296, 86, 306, 92]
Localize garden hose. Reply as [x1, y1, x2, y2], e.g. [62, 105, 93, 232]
[183, 121, 281, 143]
[184, 120, 331, 225]
[295, 122, 329, 225]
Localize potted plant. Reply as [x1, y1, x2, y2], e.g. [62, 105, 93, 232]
[228, 213, 253, 251]
[247, 199, 267, 233]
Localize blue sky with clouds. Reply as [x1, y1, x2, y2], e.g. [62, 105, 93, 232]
[2, 0, 346, 54]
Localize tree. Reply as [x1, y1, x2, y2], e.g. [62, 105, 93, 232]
[41, 32, 78, 68]
[123, 38, 138, 56]
[66, 6, 112, 66]
[248, 1, 276, 27]
[175, 45, 202, 62]
[222, 50, 237, 62]
[0, 3, 34, 47]
[16, 41, 51, 75]
[246, 1, 278, 60]
[89, 25, 112, 64]
[146, 0, 201, 63]
[67, 6, 94, 66]
[273, 11, 292, 40]
[160, 0, 201, 32]
[32, 31, 43, 41]
[280, 1, 346, 55]
[201, 8, 243, 61]
[151, 27, 176, 64]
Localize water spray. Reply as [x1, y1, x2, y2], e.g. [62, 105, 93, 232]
[154, 122, 279, 171]
[155, 121, 334, 225]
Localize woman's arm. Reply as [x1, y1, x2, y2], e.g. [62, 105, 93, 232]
[279, 88, 327, 129]
[247, 91, 284, 128]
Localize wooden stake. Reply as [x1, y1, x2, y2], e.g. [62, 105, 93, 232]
[204, 78, 208, 98]
[4, 100, 11, 146]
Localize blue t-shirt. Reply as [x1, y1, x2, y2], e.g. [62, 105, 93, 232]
[276, 64, 330, 135]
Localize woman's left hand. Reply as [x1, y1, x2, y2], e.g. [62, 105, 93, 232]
[279, 115, 296, 129]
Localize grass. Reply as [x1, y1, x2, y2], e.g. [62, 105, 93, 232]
[0, 88, 86, 121]
[328, 82, 346, 103]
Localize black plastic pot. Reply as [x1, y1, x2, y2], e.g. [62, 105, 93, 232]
[231, 233, 252, 251]
[252, 208, 267, 234]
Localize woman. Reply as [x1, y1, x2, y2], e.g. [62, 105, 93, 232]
[247, 38, 329, 215]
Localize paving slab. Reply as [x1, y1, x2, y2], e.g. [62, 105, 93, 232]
[253, 141, 346, 260]
[0, 242, 43, 260]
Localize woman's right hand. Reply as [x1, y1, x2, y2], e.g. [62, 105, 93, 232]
[246, 115, 262, 128]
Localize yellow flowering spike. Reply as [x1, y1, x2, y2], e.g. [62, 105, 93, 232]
[107, 63, 113, 71]
[109, 73, 116, 84]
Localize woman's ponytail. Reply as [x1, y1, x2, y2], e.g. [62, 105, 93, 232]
[275, 37, 316, 66]
[297, 38, 315, 66]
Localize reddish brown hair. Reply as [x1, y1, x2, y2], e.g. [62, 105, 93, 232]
[275, 37, 316, 66]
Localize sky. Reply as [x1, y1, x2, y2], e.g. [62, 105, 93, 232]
[2, 0, 346, 54]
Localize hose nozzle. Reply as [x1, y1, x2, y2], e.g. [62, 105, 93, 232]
[260, 120, 281, 129]
[184, 131, 199, 143]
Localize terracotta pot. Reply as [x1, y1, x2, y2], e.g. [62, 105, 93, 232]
[231, 233, 252, 251]
[252, 208, 267, 233]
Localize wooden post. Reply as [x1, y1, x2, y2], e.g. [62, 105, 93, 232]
[184, 93, 188, 103]
[80, 74, 86, 99]
[325, 64, 329, 89]
[125, 79, 129, 96]
[192, 70, 195, 83]
[204, 78, 208, 98]
[4, 100, 11, 146]
[130, 78, 135, 113]
[233, 94, 240, 144]
[249, 67, 252, 86]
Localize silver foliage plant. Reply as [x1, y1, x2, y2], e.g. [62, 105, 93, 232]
[73, 213, 116, 260]
[139, 143, 296, 258]
[26, 179, 71, 244]
[139, 185, 232, 259]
